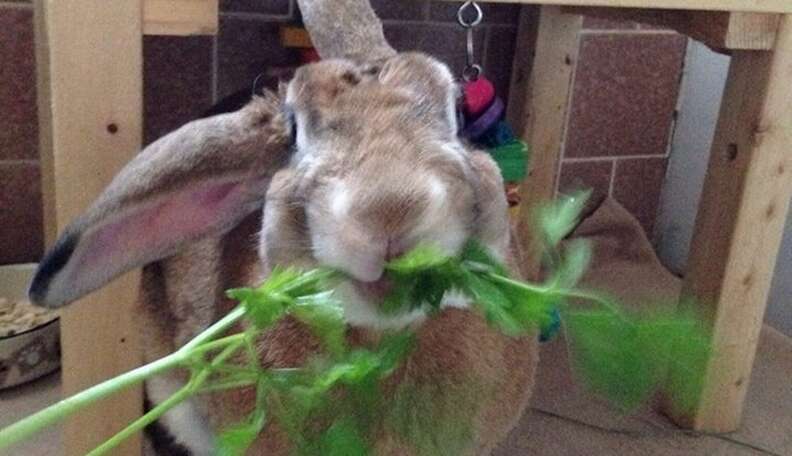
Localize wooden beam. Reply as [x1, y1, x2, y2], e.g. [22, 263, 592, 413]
[562, 7, 780, 52]
[34, 0, 144, 454]
[663, 15, 792, 432]
[446, 0, 792, 14]
[507, 6, 582, 280]
[712, 11, 782, 50]
[144, 0, 218, 36]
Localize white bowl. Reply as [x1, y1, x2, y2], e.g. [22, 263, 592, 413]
[0, 264, 60, 390]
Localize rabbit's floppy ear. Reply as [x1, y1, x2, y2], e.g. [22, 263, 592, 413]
[30, 93, 292, 308]
[469, 151, 511, 256]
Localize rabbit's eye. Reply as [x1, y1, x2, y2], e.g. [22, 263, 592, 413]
[362, 65, 380, 76]
[341, 71, 361, 86]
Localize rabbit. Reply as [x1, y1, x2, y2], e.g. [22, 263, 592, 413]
[29, 52, 538, 456]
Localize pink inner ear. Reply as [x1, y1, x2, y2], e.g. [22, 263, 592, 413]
[67, 179, 254, 286]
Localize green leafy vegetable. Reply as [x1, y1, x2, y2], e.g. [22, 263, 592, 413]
[0, 192, 711, 456]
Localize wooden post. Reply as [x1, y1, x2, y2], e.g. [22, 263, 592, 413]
[663, 14, 792, 433]
[453, 0, 792, 15]
[560, 7, 780, 52]
[34, 1, 144, 454]
[507, 6, 582, 279]
[143, 0, 219, 36]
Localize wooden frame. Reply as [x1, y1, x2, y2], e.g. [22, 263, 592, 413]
[143, 0, 218, 36]
[561, 7, 781, 52]
[32, 0, 792, 454]
[469, 0, 792, 14]
[34, 0, 144, 454]
[508, 3, 792, 434]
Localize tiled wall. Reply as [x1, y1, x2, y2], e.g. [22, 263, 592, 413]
[0, 1, 685, 265]
[557, 17, 687, 234]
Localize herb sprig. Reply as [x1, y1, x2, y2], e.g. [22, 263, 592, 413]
[0, 192, 711, 455]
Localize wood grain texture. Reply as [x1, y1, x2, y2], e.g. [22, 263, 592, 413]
[663, 14, 792, 433]
[439, 0, 792, 14]
[144, 0, 218, 36]
[507, 6, 582, 280]
[563, 7, 779, 52]
[34, 0, 144, 454]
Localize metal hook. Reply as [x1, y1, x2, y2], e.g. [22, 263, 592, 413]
[457, 1, 483, 28]
[458, 2, 484, 81]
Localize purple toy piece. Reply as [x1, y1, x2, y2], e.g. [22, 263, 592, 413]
[461, 97, 504, 141]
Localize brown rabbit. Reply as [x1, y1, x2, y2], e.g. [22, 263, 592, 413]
[28, 1, 538, 454]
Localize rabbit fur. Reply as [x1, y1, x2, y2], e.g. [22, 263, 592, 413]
[29, 2, 538, 453]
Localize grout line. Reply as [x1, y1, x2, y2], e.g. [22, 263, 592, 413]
[0, 2, 32, 9]
[0, 159, 39, 167]
[380, 18, 517, 29]
[220, 11, 294, 22]
[481, 26, 492, 71]
[580, 29, 679, 36]
[482, 23, 520, 30]
[421, 0, 431, 21]
[563, 154, 668, 163]
[211, 33, 219, 104]
[608, 159, 617, 196]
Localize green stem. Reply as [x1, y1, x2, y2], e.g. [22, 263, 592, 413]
[0, 350, 187, 450]
[484, 272, 552, 295]
[0, 306, 248, 451]
[180, 306, 246, 351]
[87, 340, 246, 456]
[484, 271, 632, 325]
[188, 333, 247, 357]
[198, 378, 259, 394]
[560, 290, 630, 323]
[86, 382, 194, 456]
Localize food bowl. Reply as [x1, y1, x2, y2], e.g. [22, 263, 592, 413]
[0, 264, 60, 390]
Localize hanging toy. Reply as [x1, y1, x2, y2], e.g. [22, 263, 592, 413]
[456, 2, 557, 342]
[456, 1, 530, 212]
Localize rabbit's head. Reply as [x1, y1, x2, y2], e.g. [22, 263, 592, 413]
[263, 54, 510, 328]
[29, 53, 510, 330]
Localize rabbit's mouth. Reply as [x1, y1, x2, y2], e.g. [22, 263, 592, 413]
[351, 276, 394, 302]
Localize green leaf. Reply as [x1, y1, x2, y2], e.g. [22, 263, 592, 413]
[537, 190, 591, 247]
[242, 291, 290, 329]
[643, 307, 711, 414]
[463, 272, 522, 336]
[553, 238, 592, 289]
[375, 332, 416, 374]
[385, 245, 450, 274]
[291, 293, 347, 357]
[563, 307, 711, 413]
[318, 418, 369, 456]
[459, 240, 509, 277]
[216, 410, 267, 456]
[563, 309, 655, 411]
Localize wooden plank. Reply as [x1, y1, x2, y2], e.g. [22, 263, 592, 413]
[34, 1, 144, 454]
[507, 6, 582, 280]
[144, 0, 218, 36]
[444, 0, 792, 14]
[562, 7, 779, 52]
[663, 14, 792, 432]
[281, 26, 314, 48]
[716, 12, 782, 50]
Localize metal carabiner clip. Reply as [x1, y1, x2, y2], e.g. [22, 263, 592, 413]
[457, 1, 484, 81]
